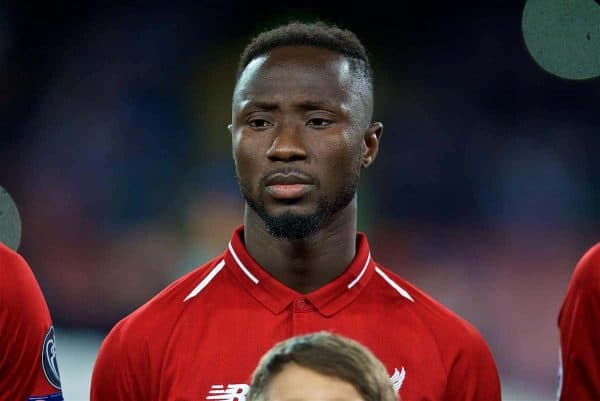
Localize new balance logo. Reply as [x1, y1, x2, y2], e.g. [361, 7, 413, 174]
[206, 384, 250, 401]
[390, 367, 406, 392]
[204, 370, 404, 401]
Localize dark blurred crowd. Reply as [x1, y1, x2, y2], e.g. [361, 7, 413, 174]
[1, 1, 598, 397]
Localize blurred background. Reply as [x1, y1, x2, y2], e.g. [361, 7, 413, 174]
[1, 0, 599, 399]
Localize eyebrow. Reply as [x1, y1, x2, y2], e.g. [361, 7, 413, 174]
[242, 101, 279, 111]
[295, 100, 339, 111]
[241, 99, 340, 113]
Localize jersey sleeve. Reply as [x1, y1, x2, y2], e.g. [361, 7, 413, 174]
[443, 326, 501, 401]
[558, 244, 600, 401]
[0, 245, 63, 401]
[90, 318, 151, 401]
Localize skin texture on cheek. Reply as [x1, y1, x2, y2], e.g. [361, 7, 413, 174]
[233, 136, 262, 202]
[321, 133, 363, 187]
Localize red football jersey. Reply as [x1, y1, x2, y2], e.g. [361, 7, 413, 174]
[91, 226, 500, 401]
[0, 243, 63, 401]
[558, 243, 600, 401]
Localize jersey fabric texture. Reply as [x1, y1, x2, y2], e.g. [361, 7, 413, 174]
[558, 242, 600, 401]
[91, 226, 500, 401]
[0, 243, 63, 401]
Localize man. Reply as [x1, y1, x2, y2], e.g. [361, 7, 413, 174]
[247, 331, 398, 401]
[0, 242, 63, 401]
[91, 21, 501, 401]
[557, 242, 600, 401]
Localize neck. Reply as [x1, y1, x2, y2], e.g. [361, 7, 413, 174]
[243, 199, 358, 294]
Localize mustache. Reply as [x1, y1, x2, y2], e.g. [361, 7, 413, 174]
[260, 168, 320, 188]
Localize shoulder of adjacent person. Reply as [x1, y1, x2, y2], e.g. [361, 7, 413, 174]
[570, 242, 600, 292]
[0, 243, 51, 322]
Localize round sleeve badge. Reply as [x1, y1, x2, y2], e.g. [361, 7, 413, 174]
[41, 326, 61, 389]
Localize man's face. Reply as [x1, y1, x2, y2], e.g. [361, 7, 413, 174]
[265, 363, 365, 401]
[231, 46, 378, 240]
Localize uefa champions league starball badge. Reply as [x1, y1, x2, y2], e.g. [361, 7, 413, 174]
[42, 326, 62, 389]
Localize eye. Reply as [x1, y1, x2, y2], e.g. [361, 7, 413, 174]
[248, 118, 273, 130]
[306, 118, 332, 128]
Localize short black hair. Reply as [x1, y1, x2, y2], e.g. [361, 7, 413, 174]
[237, 21, 373, 98]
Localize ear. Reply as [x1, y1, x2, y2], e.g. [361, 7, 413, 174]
[227, 124, 233, 133]
[361, 122, 383, 168]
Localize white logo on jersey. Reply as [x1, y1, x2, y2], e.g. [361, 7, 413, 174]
[390, 367, 406, 392]
[206, 384, 250, 401]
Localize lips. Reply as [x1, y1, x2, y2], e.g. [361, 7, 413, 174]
[264, 172, 315, 200]
[264, 172, 314, 186]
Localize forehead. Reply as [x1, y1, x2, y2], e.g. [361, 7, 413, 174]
[233, 46, 357, 108]
[267, 364, 364, 401]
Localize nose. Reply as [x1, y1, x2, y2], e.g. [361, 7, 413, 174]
[266, 123, 307, 162]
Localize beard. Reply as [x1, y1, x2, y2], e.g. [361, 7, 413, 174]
[239, 170, 360, 241]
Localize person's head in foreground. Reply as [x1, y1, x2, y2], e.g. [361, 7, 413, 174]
[231, 21, 382, 241]
[248, 332, 399, 401]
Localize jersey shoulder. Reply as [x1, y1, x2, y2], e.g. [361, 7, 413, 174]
[0, 242, 36, 295]
[372, 263, 490, 348]
[569, 242, 600, 291]
[372, 263, 499, 391]
[92, 254, 227, 396]
[101, 254, 226, 346]
[0, 243, 51, 317]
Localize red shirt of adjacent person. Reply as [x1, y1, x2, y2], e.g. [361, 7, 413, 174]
[558, 243, 600, 401]
[0, 243, 63, 401]
[92, 226, 500, 401]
